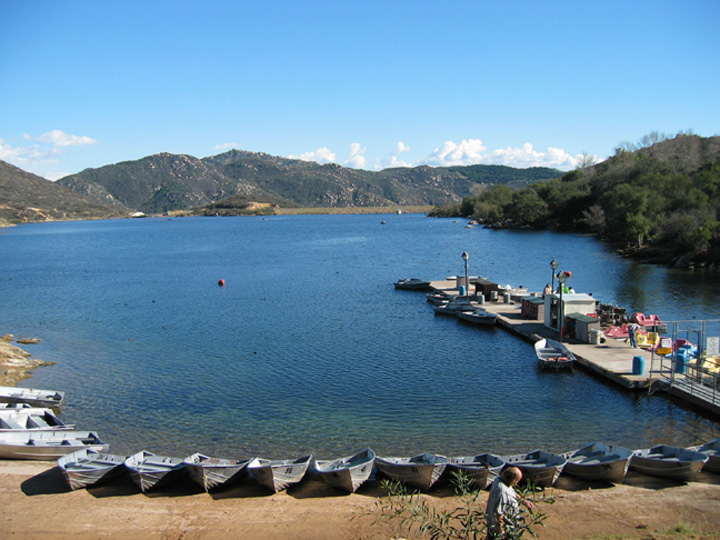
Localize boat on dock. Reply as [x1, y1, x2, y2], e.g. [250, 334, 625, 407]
[502, 450, 567, 487]
[0, 430, 108, 460]
[534, 338, 576, 369]
[184, 453, 253, 491]
[124, 450, 188, 492]
[374, 452, 448, 491]
[446, 453, 505, 489]
[687, 439, 720, 474]
[0, 385, 65, 408]
[247, 455, 312, 492]
[456, 308, 497, 326]
[0, 408, 74, 432]
[314, 448, 376, 493]
[561, 442, 634, 483]
[630, 445, 708, 482]
[57, 448, 127, 490]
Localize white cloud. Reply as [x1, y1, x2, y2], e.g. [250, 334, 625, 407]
[288, 147, 336, 164]
[425, 139, 488, 167]
[37, 129, 97, 147]
[395, 141, 411, 155]
[0, 139, 60, 169]
[214, 142, 240, 151]
[344, 142, 366, 168]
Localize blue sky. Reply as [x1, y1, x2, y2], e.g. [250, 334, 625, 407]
[1, 1, 718, 180]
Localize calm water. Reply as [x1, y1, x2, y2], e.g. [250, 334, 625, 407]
[1, 214, 719, 459]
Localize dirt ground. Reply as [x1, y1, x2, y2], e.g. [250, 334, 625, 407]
[1, 461, 719, 540]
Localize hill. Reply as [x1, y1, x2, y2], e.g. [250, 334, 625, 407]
[56, 150, 561, 214]
[447, 133, 720, 267]
[0, 160, 124, 225]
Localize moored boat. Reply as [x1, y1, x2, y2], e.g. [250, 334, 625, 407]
[374, 452, 448, 491]
[630, 445, 708, 482]
[124, 450, 188, 492]
[0, 430, 108, 460]
[561, 442, 633, 483]
[456, 308, 497, 326]
[534, 338, 576, 369]
[0, 385, 65, 408]
[314, 448, 376, 493]
[502, 450, 566, 487]
[688, 439, 720, 474]
[446, 453, 505, 489]
[394, 278, 431, 290]
[426, 291, 454, 305]
[57, 448, 127, 490]
[184, 453, 253, 491]
[247, 455, 312, 492]
[432, 300, 480, 315]
[0, 408, 74, 432]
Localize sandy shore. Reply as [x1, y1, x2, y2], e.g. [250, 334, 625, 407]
[0, 460, 719, 540]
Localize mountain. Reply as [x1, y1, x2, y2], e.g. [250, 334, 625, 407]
[0, 160, 124, 225]
[56, 150, 562, 214]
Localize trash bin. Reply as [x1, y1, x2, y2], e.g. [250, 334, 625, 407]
[459, 285, 466, 297]
[675, 350, 688, 374]
[632, 355, 645, 375]
[503, 293, 511, 304]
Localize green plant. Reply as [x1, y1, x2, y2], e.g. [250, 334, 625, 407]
[370, 471, 554, 540]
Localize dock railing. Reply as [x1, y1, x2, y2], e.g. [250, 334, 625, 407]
[649, 319, 720, 416]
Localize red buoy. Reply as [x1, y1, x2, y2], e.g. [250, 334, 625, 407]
[218, 279, 225, 287]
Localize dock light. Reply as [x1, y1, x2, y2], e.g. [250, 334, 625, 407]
[550, 259, 558, 293]
[461, 252, 469, 299]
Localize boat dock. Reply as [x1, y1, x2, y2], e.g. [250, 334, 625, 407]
[427, 280, 720, 416]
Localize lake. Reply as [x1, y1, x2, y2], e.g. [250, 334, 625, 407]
[1, 214, 718, 458]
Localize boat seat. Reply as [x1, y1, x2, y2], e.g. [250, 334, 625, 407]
[28, 417, 51, 428]
[0, 417, 25, 430]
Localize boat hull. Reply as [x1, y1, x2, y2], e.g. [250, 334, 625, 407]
[561, 443, 633, 483]
[315, 448, 376, 493]
[374, 453, 448, 491]
[0, 385, 65, 408]
[630, 446, 708, 482]
[124, 451, 188, 492]
[248, 455, 312, 493]
[0, 431, 108, 460]
[57, 449, 127, 490]
[688, 439, 720, 474]
[184, 453, 251, 491]
[502, 450, 566, 487]
[447, 453, 505, 489]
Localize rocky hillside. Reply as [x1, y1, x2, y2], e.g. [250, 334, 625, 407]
[0, 160, 123, 224]
[57, 149, 562, 214]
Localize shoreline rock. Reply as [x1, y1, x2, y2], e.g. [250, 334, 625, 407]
[0, 334, 53, 386]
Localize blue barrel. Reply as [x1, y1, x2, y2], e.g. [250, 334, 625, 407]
[632, 355, 645, 375]
[459, 285, 467, 296]
[675, 350, 688, 374]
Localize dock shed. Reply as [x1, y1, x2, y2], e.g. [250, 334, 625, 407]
[544, 293, 598, 337]
[565, 313, 601, 343]
[521, 296, 545, 320]
[473, 278, 500, 301]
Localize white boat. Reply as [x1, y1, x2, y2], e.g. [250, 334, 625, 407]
[184, 453, 252, 491]
[314, 448, 376, 493]
[394, 278, 431, 290]
[561, 442, 634, 483]
[688, 439, 720, 474]
[0, 385, 65, 408]
[124, 450, 188, 492]
[534, 338, 576, 369]
[447, 453, 505, 489]
[432, 300, 480, 315]
[630, 445, 709, 482]
[247, 455, 312, 492]
[374, 452, 448, 491]
[456, 308, 498, 326]
[57, 448, 127, 490]
[0, 430, 108, 460]
[0, 408, 74, 432]
[426, 291, 454, 305]
[502, 450, 567, 487]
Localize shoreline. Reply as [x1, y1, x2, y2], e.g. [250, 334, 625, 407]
[1, 460, 720, 539]
[0, 335, 51, 387]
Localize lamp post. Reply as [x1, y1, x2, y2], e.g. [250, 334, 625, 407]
[462, 252, 469, 299]
[557, 270, 571, 342]
[550, 259, 558, 293]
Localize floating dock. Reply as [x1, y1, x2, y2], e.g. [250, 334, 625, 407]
[427, 280, 720, 416]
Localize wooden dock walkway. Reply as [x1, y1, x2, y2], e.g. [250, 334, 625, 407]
[428, 280, 720, 416]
